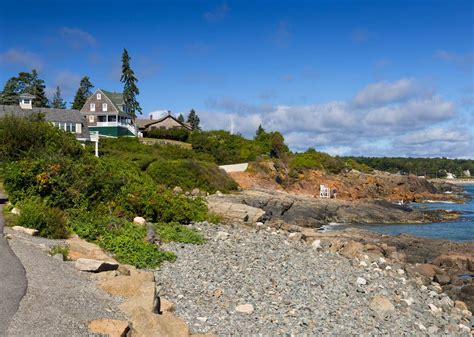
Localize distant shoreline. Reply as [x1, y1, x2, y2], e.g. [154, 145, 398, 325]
[429, 178, 474, 185]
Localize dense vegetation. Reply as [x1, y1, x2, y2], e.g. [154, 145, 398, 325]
[344, 156, 474, 178]
[146, 128, 190, 142]
[1, 116, 213, 268]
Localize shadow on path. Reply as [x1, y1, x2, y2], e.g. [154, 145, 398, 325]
[0, 194, 27, 335]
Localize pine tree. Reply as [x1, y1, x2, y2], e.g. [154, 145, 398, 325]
[120, 49, 141, 118]
[51, 86, 66, 109]
[29, 69, 49, 108]
[186, 109, 201, 130]
[255, 124, 265, 138]
[0, 77, 20, 105]
[177, 113, 185, 123]
[71, 76, 94, 110]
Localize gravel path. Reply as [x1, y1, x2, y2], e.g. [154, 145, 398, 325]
[0, 204, 27, 335]
[156, 222, 473, 336]
[4, 229, 126, 337]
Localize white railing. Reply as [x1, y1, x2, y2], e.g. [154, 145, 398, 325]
[127, 123, 137, 136]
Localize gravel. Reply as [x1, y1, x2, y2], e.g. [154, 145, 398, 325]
[156, 222, 473, 336]
[4, 229, 126, 337]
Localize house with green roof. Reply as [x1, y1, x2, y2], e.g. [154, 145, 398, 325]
[81, 89, 137, 137]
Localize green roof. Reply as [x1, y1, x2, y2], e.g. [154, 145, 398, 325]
[101, 90, 124, 111]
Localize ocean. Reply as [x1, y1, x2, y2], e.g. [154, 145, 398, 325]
[331, 185, 474, 242]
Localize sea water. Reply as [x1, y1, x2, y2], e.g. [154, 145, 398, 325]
[332, 185, 474, 242]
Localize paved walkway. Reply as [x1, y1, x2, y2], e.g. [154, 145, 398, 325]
[0, 195, 27, 335]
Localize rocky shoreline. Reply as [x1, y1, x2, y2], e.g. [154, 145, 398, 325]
[156, 222, 473, 335]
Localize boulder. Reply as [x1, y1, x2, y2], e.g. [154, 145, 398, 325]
[117, 264, 137, 276]
[356, 277, 367, 286]
[288, 232, 303, 242]
[191, 188, 201, 196]
[339, 240, 365, 258]
[413, 264, 439, 278]
[207, 200, 265, 225]
[173, 186, 183, 194]
[11, 226, 38, 236]
[369, 296, 395, 316]
[88, 319, 130, 337]
[133, 216, 147, 226]
[128, 307, 189, 337]
[433, 253, 474, 271]
[235, 303, 254, 314]
[75, 258, 119, 273]
[454, 300, 468, 311]
[67, 236, 118, 263]
[433, 274, 451, 285]
[11, 207, 20, 215]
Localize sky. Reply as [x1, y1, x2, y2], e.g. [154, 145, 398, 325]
[0, 0, 473, 158]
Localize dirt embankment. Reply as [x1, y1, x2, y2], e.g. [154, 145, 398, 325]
[229, 163, 463, 203]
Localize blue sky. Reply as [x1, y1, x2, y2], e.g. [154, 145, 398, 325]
[0, 0, 472, 157]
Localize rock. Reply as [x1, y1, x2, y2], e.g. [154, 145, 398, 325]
[401, 297, 414, 307]
[413, 264, 439, 278]
[11, 207, 20, 215]
[207, 200, 265, 225]
[215, 231, 230, 241]
[311, 239, 322, 250]
[67, 237, 118, 263]
[215, 191, 223, 197]
[75, 258, 119, 273]
[213, 288, 223, 298]
[288, 232, 302, 242]
[11, 226, 38, 236]
[129, 307, 189, 337]
[133, 216, 147, 226]
[117, 264, 137, 276]
[433, 274, 450, 285]
[235, 303, 254, 314]
[300, 227, 319, 239]
[440, 297, 454, 310]
[459, 324, 470, 333]
[359, 261, 368, 267]
[173, 186, 183, 194]
[428, 303, 442, 315]
[356, 277, 367, 286]
[53, 254, 64, 261]
[88, 319, 130, 337]
[197, 317, 208, 323]
[454, 300, 468, 311]
[339, 241, 365, 258]
[433, 253, 474, 271]
[4, 234, 13, 240]
[369, 296, 395, 316]
[191, 188, 201, 196]
[427, 326, 438, 334]
[161, 298, 176, 312]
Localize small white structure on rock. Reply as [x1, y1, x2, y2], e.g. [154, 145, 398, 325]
[319, 184, 330, 198]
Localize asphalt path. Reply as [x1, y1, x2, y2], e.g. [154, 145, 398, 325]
[0, 195, 27, 335]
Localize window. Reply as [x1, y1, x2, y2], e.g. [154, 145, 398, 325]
[90, 103, 95, 112]
[97, 93, 101, 100]
[102, 103, 108, 111]
[108, 115, 117, 122]
[98, 115, 107, 122]
[23, 99, 30, 104]
[88, 115, 94, 123]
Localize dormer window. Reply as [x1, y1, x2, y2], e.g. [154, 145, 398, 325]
[90, 103, 95, 112]
[102, 103, 108, 111]
[23, 99, 30, 104]
[97, 93, 101, 100]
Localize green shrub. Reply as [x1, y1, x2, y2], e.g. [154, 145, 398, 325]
[289, 148, 346, 174]
[156, 222, 205, 244]
[16, 197, 69, 239]
[146, 159, 238, 193]
[49, 245, 70, 260]
[147, 128, 190, 142]
[0, 115, 83, 162]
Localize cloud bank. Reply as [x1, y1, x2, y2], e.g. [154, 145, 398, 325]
[200, 78, 472, 158]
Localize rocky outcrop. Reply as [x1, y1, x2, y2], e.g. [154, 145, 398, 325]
[208, 189, 425, 228]
[67, 236, 118, 263]
[12, 226, 38, 236]
[75, 258, 119, 273]
[88, 319, 130, 337]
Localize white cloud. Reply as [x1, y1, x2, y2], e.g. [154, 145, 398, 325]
[59, 27, 96, 48]
[435, 49, 474, 71]
[0, 48, 43, 70]
[203, 3, 230, 22]
[353, 78, 430, 107]
[201, 78, 471, 158]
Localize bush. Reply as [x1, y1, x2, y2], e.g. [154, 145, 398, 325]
[70, 213, 175, 268]
[156, 222, 205, 244]
[146, 128, 190, 142]
[146, 159, 238, 193]
[289, 149, 346, 174]
[49, 245, 70, 260]
[16, 197, 69, 239]
[0, 115, 83, 162]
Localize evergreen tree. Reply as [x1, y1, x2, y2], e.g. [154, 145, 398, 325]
[255, 124, 265, 138]
[29, 69, 49, 107]
[0, 77, 20, 105]
[71, 76, 94, 110]
[177, 113, 185, 123]
[120, 49, 141, 117]
[186, 109, 201, 130]
[51, 86, 66, 109]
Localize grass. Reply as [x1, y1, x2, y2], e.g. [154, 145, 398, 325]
[156, 222, 205, 244]
[49, 244, 70, 260]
